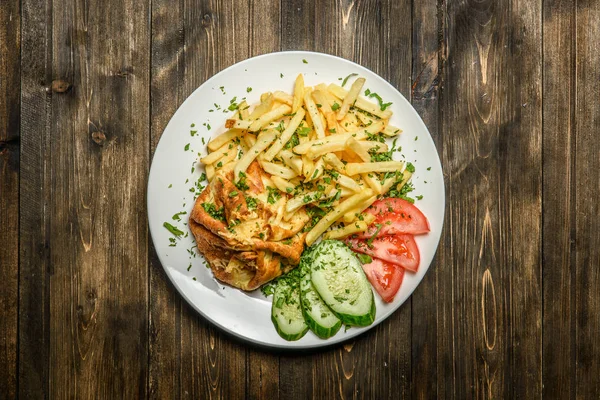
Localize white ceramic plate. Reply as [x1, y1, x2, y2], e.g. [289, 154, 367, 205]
[148, 51, 444, 349]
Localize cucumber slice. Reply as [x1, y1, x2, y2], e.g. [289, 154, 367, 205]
[299, 250, 342, 339]
[310, 240, 376, 326]
[271, 276, 309, 341]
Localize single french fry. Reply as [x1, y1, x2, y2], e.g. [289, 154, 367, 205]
[336, 77, 365, 121]
[302, 155, 313, 179]
[307, 139, 386, 160]
[249, 104, 291, 132]
[306, 158, 324, 181]
[271, 176, 295, 194]
[249, 93, 274, 120]
[205, 164, 215, 182]
[225, 119, 253, 130]
[278, 150, 303, 175]
[293, 120, 385, 154]
[274, 91, 293, 106]
[243, 133, 257, 148]
[200, 140, 235, 165]
[336, 173, 362, 192]
[341, 196, 378, 222]
[382, 125, 402, 136]
[305, 189, 374, 246]
[292, 74, 305, 113]
[346, 137, 372, 162]
[304, 90, 326, 139]
[361, 173, 382, 194]
[323, 153, 347, 174]
[207, 129, 245, 152]
[215, 148, 237, 169]
[238, 101, 250, 120]
[328, 84, 393, 119]
[312, 90, 337, 130]
[260, 161, 298, 179]
[323, 221, 369, 240]
[263, 108, 306, 161]
[345, 161, 405, 176]
[234, 130, 278, 181]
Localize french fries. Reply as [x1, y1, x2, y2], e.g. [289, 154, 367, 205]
[263, 108, 306, 161]
[198, 73, 414, 245]
[345, 161, 406, 176]
[337, 77, 365, 121]
[234, 130, 278, 181]
[323, 221, 369, 240]
[303, 90, 326, 139]
[306, 189, 374, 246]
[207, 129, 244, 152]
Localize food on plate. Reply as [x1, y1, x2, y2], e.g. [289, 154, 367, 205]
[190, 74, 408, 291]
[355, 198, 430, 238]
[183, 72, 432, 338]
[357, 256, 405, 303]
[346, 233, 421, 272]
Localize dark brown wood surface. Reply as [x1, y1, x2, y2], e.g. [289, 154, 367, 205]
[2, 0, 599, 398]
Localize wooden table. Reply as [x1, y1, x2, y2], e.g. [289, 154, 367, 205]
[2, 0, 599, 398]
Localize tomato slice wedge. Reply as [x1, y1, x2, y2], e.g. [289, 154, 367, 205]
[360, 257, 405, 303]
[346, 234, 420, 272]
[356, 198, 430, 238]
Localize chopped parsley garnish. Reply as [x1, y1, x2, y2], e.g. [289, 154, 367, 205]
[275, 120, 285, 133]
[366, 224, 383, 248]
[219, 86, 225, 94]
[296, 126, 311, 137]
[280, 73, 284, 78]
[267, 186, 281, 204]
[331, 102, 340, 111]
[229, 191, 238, 197]
[302, 59, 308, 64]
[235, 171, 250, 191]
[356, 253, 373, 265]
[184, 143, 190, 151]
[246, 87, 252, 93]
[201, 202, 226, 221]
[342, 73, 358, 87]
[416, 195, 424, 200]
[163, 222, 184, 237]
[365, 91, 392, 111]
[406, 162, 415, 173]
[284, 132, 300, 150]
[172, 211, 187, 221]
[190, 130, 197, 136]
[168, 184, 172, 188]
[245, 195, 257, 210]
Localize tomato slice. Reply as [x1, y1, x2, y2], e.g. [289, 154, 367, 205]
[346, 234, 420, 272]
[360, 257, 405, 303]
[356, 198, 430, 239]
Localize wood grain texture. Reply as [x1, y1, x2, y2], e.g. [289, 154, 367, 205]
[542, 0, 576, 398]
[19, 0, 52, 397]
[574, 1, 600, 397]
[440, 0, 542, 397]
[149, 0, 279, 398]
[21, 0, 152, 397]
[411, 0, 442, 398]
[0, 0, 20, 397]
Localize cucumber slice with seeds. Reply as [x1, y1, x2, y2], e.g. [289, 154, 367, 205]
[310, 240, 376, 326]
[299, 250, 342, 339]
[271, 276, 309, 341]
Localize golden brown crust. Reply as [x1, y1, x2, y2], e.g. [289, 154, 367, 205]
[189, 160, 307, 291]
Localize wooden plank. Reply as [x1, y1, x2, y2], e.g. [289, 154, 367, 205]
[43, 0, 150, 397]
[541, 0, 576, 398]
[280, 1, 412, 398]
[411, 0, 442, 397]
[149, 0, 279, 398]
[18, 0, 52, 397]
[440, 0, 542, 397]
[0, 0, 20, 397]
[574, 1, 600, 397]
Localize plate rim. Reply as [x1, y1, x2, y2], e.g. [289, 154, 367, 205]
[148, 50, 445, 349]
